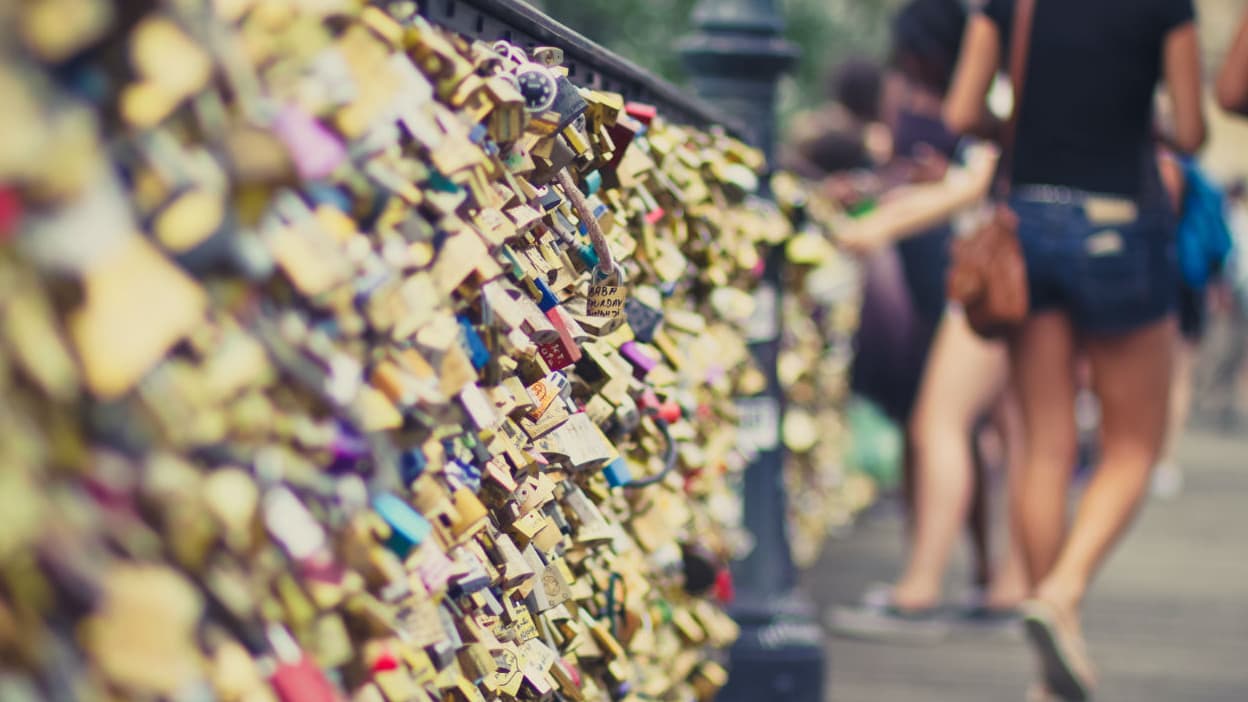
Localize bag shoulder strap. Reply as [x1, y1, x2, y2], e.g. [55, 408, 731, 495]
[997, 0, 1037, 196]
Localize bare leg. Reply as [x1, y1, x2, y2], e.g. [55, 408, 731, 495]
[1154, 336, 1195, 496]
[967, 432, 991, 591]
[1228, 300, 1248, 424]
[984, 388, 1031, 608]
[1009, 312, 1079, 586]
[1161, 338, 1195, 460]
[891, 310, 1009, 609]
[1037, 318, 1176, 611]
[902, 435, 918, 544]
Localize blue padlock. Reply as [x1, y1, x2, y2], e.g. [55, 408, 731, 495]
[446, 458, 483, 493]
[427, 170, 461, 193]
[584, 170, 603, 196]
[532, 278, 560, 312]
[457, 315, 490, 370]
[372, 492, 431, 558]
[538, 188, 564, 211]
[576, 242, 599, 269]
[603, 457, 633, 488]
[400, 448, 427, 485]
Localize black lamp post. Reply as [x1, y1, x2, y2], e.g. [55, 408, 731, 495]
[679, 0, 797, 163]
[680, 4, 825, 702]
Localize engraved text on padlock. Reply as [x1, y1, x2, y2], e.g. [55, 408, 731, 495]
[586, 266, 627, 326]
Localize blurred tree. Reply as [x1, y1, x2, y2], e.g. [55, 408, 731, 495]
[534, 0, 905, 131]
[531, 0, 700, 83]
[780, 0, 904, 113]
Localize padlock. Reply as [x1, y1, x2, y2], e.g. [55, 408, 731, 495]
[0, 4, 870, 701]
[585, 266, 628, 331]
[550, 76, 589, 132]
[266, 624, 345, 702]
[372, 492, 432, 558]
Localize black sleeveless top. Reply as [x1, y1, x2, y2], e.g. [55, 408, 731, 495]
[983, 0, 1195, 197]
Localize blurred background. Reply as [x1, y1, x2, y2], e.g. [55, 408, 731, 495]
[1199, 0, 1248, 181]
[533, 0, 906, 135]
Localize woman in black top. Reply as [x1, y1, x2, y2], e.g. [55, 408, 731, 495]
[945, 0, 1205, 698]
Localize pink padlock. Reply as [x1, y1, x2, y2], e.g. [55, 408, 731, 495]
[541, 307, 583, 368]
[619, 341, 658, 377]
[266, 624, 344, 702]
[272, 105, 348, 181]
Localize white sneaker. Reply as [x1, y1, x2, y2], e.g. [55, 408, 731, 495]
[825, 602, 953, 645]
[859, 581, 893, 608]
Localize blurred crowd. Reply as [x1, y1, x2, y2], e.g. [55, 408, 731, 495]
[782, 0, 1248, 699]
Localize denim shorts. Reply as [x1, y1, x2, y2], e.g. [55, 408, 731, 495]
[1010, 189, 1178, 335]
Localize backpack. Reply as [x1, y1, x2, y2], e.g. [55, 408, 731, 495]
[1177, 158, 1234, 289]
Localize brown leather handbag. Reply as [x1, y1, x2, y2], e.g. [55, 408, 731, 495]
[946, 0, 1036, 339]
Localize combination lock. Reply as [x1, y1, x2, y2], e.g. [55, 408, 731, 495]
[493, 40, 559, 114]
[516, 65, 558, 114]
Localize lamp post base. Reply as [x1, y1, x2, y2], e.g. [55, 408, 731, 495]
[719, 592, 826, 702]
[678, 2, 822, 700]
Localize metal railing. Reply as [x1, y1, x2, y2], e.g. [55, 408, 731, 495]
[410, 2, 826, 699]
[415, 0, 749, 137]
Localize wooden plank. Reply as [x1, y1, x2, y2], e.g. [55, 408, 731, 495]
[809, 429, 1248, 702]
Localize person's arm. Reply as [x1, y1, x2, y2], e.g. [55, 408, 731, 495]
[1156, 149, 1186, 212]
[963, 110, 1007, 143]
[1217, 10, 1248, 115]
[1163, 22, 1206, 152]
[835, 143, 999, 253]
[943, 14, 1002, 136]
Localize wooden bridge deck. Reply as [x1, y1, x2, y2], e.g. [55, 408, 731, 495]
[805, 429, 1248, 702]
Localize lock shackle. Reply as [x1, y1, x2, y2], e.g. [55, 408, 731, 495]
[600, 571, 628, 638]
[491, 40, 529, 66]
[619, 416, 676, 490]
[591, 262, 625, 288]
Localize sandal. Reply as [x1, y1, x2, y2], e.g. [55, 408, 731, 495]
[1021, 599, 1097, 701]
[826, 600, 952, 645]
[958, 603, 1024, 639]
[1026, 683, 1059, 702]
[858, 581, 894, 608]
[963, 603, 1023, 622]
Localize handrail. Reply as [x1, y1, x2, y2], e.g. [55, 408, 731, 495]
[414, 0, 750, 138]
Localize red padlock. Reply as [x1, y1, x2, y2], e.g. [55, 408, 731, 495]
[714, 568, 736, 605]
[656, 401, 681, 424]
[0, 188, 21, 241]
[540, 306, 583, 368]
[624, 102, 657, 126]
[266, 624, 344, 702]
[368, 645, 401, 673]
